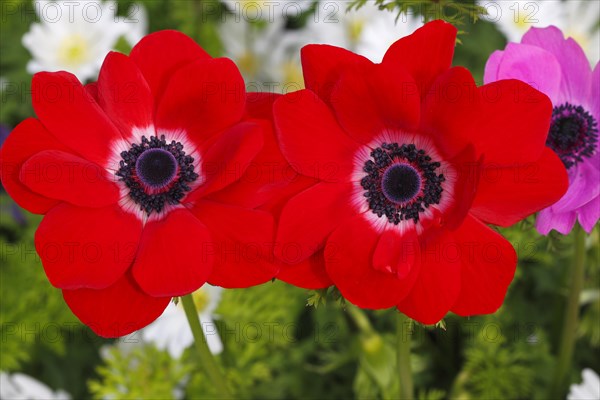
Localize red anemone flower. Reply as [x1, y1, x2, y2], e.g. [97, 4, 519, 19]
[273, 21, 569, 324]
[207, 92, 332, 289]
[0, 31, 278, 337]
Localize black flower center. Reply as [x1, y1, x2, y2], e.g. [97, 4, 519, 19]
[361, 143, 445, 225]
[116, 135, 199, 215]
[547, 103, 598, 169]
[135, 148, 177, 188]
[381, 164, 421, 204]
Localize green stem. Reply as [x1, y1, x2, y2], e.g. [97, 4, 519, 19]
[397, 312, 414, 400]
[549, 225, 586, 397]
[346, 304, 375, 334]
[180, 294, 231, 398]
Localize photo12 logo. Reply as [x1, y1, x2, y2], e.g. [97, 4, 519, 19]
[1, 1, 141, 24]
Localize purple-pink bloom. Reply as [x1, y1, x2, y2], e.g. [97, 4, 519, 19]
[485, 26, 599, 235]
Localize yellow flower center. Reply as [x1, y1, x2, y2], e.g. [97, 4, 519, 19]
[281, 60, 304, 89]
[239, 0, 273, 19]
[58, 34, 90, 66]
[348, 18, 365, 45]
[514, 13, 529, 29]
[192, 288, 210, 313]
[238, 51, 259, 77]
[241, 0, 270, 7]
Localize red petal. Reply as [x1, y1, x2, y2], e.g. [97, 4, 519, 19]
[191, 201, 278, 288]
[373, 228, 420, 280]
[185, 121, 264, 202]
[32, 71, 122, 167]
[397, 228, 462, 325]
[130, 30, 210, 101]
[97, 52, 154, 140]
[273, 89, 360, 182]
[442, 147, 483, 231]
[330, 62, 420, 144]
[132, 209, 214, 297]
[207, 92, 299, 209]
[208, 129, 296, 209]
[325, 215, 420, 309]
[244, 92, 281, 119]
[451, 215, 517, 316]
[0, 119, 63, 213]
[470, 147, 569, 226]
[275, 182, 359, 263]
[21, 150, 120, 208]
[301, 44, 372, 103]
[476, 79, 552, 164]
[211, 92, 321, 210]
[63, 272, 170, 338]
[85, 83, 98, 101]
[204, 143, 305, 209]
[257, 175, 318, 216]
[156, 58, 245, 145]
[422, 71, 551, 165]
[35, 203, 142, 290]
[383, 20, 457, 99]
[420, 67, 480, 161]
[277, 250, 332, 289]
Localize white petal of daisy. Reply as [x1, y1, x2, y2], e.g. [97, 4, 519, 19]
[219, 16, 289, 82]
[140, 284, 225, 358]
[0, 372, 71, 400]
[221, 0, 312, 21]
[480, 0, 599, 61]
[480, 0, 562, 42]
[560, 0, 600, 62]
[568, 368, 600, 400]
[120, 3, 149, 47]
[355, 7, 422, 63]
[22, 0, 138, 82]
[301, 1, 422, 62]
[200, 315, 224, 355]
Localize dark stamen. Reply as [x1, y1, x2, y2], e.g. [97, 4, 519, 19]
[136, 148, 178, 188]
[548, 103, 598, 169]
[115, 135, 199, 215]
[382, 164, 421, 204]
[360, 143, 445, 224]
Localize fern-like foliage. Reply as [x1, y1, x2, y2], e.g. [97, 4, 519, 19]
[89, 345, 191, 399]
[0, 200, 78, 371]
[347, 0, 488, 27]
[450, 320, 554, 399]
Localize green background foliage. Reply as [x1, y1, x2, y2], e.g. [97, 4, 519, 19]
[1, 1, 599, 399]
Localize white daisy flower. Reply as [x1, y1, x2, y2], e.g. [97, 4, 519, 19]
[304, 1, 423, 62]
[220, 1, 422, 90]
[568, 368, 600, 400]
[221, 0, 313, 22]
[118, 3, 149, 48]
[353, 4, 422, 63]
[140, 284, 224, 358]
[22, 0, 147, 82]
[219, 11, 310, 88]
[480, 0, 599, 61]
[0, 372, 70, 400]
[220, 15, 283, 80]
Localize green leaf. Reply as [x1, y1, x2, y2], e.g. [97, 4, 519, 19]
[358, 333, 396, 392]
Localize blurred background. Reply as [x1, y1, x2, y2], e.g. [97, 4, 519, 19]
[1, 0, 599, 399]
